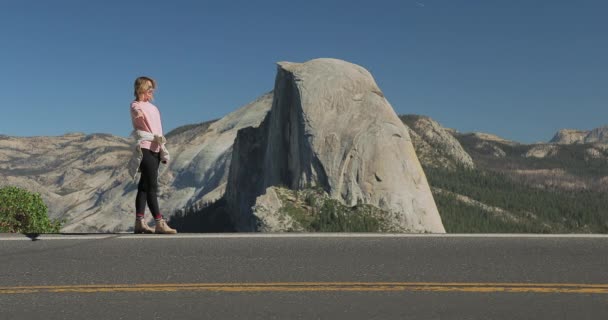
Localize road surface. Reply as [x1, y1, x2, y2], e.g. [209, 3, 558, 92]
[1, 233, 607, 319]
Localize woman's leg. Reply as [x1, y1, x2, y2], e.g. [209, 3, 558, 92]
[135, 190, 147, 219]
[137, 148, 176, 233]
[138, 149, 162, 220]
[133, 149, 158, 233]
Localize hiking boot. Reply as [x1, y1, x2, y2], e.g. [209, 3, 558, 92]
[134, 219, 154, 234]
[155, 219, 177, 234]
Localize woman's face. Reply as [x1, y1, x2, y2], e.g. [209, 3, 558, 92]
[142, 83, 155, 101]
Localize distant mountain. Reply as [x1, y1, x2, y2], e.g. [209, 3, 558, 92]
[0, 93, 273, 232]
[550, 126, 608, 144]
[453, 129, 608, 191]
[402, 118, 608, 233]
[4, 108, 607, 233]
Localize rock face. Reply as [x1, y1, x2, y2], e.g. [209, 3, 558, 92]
[550, 129, 589, 144]
[225, 58, 445, 233]
[163, 92, 273, 211]
[550, 127, 608, 144]
[400, 115, 474, 170]
[467, 132, 518, 146]
[524, 144, 559, 158]
[454, 132, 518, 159]
[585, 127, 608, 144]
[251, 187, 301, 232]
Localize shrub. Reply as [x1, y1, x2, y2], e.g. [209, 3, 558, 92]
[0, 186, 62, 233]
[312, 199, 382, 232]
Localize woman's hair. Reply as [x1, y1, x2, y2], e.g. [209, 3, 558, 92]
[134, 76, 157, 100]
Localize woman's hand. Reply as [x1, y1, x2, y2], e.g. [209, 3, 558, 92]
[153, 135, 167, 144]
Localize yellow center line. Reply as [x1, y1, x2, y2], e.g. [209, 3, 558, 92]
[1, 282, 607, 295]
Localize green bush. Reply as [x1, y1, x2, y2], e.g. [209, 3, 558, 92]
[312, 199, 382, 232]
[0, 186, 62, 233]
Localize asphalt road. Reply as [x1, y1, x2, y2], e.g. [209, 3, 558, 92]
[1, 233, 607, 319]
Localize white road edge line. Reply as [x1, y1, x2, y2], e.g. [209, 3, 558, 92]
[119, 233, 608, 239]
[0, 236, 116, 241]
[1, 233, 607, 240]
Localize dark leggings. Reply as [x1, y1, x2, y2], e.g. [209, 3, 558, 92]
[136, 149, 161, 219]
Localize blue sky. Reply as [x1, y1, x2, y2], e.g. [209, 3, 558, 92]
[0, 0, 606, 143]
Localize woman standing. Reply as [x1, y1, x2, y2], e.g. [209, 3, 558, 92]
[130, 76, 177, 234]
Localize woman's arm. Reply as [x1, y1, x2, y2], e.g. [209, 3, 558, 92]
[131, 107, 152, 132]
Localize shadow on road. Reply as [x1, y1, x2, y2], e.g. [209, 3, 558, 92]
[24, 233, 40, 241]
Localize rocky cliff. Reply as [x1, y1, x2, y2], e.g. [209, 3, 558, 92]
[550, 126, 608, 144]
[400, 115, 474, 170]
[225, 58, 445, 233]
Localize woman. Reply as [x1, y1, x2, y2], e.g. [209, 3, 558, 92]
[130, 76, 177, 234]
